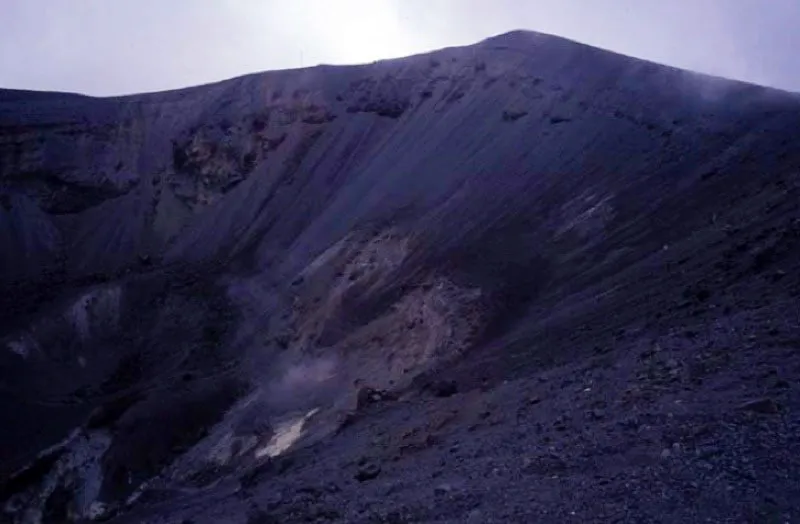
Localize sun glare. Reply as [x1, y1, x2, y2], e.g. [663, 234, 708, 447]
[307, 0, 418, 63]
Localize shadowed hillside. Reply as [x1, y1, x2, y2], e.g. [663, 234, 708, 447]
[1, 31, 800, 523]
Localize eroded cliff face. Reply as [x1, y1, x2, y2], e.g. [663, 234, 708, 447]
[2, 43, 525, 285]
[2, 31, 800, 523]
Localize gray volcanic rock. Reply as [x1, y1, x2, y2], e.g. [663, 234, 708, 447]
[1, 30, 800, 523]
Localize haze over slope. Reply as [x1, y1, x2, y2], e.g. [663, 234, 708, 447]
[1, 31, 799, 523]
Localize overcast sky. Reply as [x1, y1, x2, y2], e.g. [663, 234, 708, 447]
[1, 0, 799, 96]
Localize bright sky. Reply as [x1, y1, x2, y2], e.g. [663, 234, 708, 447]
[1, 0, 799, 96]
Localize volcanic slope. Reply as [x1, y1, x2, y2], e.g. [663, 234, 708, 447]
[1, 30, 800, 523]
